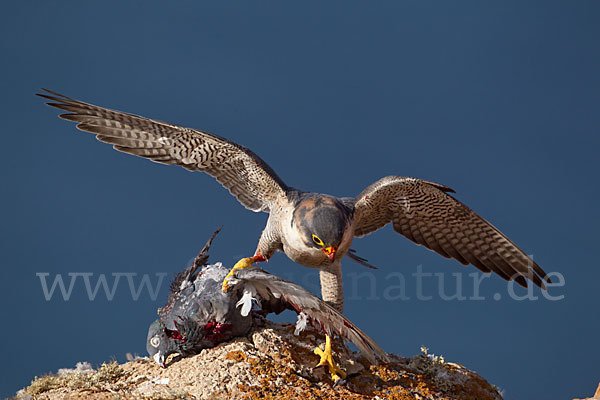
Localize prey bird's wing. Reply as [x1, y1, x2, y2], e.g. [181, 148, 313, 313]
[353, 176, 550, 289]
[230, 267, 388, 364]
[37, 89, 288, 212]
[162, 227, 222, 319]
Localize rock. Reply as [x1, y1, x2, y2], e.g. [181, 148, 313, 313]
[573, 382, 600, 400]
[15, 320, 503, 400]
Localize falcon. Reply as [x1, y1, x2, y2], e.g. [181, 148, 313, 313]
[38, 89, 550, 382]
[147, 228, 388, 380]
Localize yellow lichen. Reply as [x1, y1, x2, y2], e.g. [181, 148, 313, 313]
[225, 350, 247, 362]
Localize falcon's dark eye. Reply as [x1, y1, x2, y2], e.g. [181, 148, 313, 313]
[312, 234, 324, 247]
[165, 328, 184, 341]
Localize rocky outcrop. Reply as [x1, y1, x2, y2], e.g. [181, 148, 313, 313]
[573, 382, 600, 400]
[16, 319, 503, 400]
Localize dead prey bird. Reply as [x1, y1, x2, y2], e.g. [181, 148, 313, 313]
[146, 229, 388, 380]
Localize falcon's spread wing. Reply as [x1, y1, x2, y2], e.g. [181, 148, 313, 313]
[353, 176, 550, 289]
[37, 89, 288, 212]
[229, 267, 388, 365]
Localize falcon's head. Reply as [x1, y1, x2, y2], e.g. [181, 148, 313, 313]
[292, 195, 353, 263]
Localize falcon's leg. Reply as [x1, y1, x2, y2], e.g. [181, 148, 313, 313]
[314, 334, 346, 383]
[319, 262, 344, 311]
[313, 262, 346, 383]
[221, 254, 266, 291]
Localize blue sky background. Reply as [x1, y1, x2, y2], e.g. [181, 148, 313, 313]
[1, 1, 598, 399]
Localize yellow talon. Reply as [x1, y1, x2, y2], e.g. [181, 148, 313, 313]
[313, 334, 346, 383]
[221, 256, 258, 292]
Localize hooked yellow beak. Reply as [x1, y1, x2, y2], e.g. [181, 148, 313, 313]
[322, 246, 337, 262]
